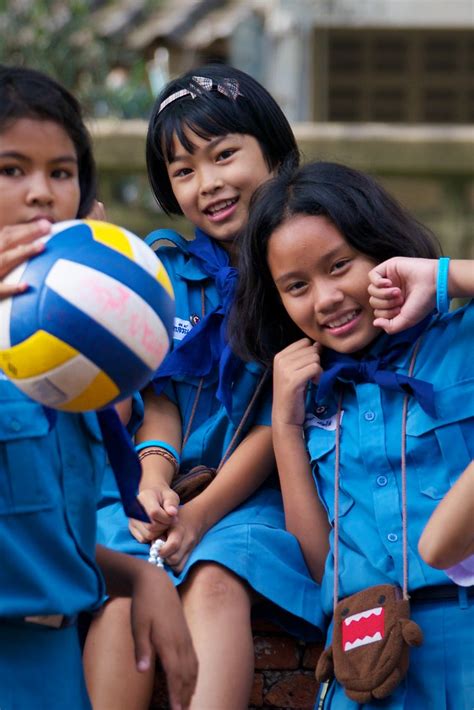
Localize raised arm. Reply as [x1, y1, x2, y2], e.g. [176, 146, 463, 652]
[368, 257, 474, 334]
[271, 338, 330, 582]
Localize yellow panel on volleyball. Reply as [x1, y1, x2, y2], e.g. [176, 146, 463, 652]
[156, 262, 174, 298]
[86, 220, 134, 259]
[59, 370, 120, 412]
[0, 331, 77, 379]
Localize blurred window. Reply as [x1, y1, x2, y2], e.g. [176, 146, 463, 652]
[324, 29, 473, 123]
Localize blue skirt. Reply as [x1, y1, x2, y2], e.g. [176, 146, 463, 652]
[97, 486, 325, 640]
[314, 591, 474, 709]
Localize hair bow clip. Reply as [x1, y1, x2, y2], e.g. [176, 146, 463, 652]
[158, 76, 243, 113]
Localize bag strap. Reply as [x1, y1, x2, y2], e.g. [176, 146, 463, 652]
[332, 336, 424, 613]
[181, 285, 269, 470]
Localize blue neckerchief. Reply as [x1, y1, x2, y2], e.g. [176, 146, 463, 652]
[44, 405, 149, 522]
[152, 228, 240, 414]
[317, 314, 437, 417]
[96, 408, 149, 521]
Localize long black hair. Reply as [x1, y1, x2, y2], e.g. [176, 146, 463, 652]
[0, 65, 97, 217]
[146, 63, 299, 215]
[230, 161, 441, 366]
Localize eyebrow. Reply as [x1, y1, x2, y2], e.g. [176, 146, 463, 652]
[168, 134, 231, 165]
[0, 150, 78, 164]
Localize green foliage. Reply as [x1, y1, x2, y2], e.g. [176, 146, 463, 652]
[0, 0, 155, 118]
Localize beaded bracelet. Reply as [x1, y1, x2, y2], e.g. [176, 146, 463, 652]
[137, 447, 179, 474]
[436, 257, 451, 313]
[135, 439, 181, 465]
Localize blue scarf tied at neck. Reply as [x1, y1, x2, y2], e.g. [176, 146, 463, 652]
[317, 315, 437, 417]
[152, 229, 241, 415]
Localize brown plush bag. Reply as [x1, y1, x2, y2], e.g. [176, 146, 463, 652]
[316, 584, 423, 702]
[171, 465, 217, 504]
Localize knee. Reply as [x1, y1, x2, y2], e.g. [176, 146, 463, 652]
[182, 563, 250, 612]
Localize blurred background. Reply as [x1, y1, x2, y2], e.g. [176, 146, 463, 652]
[1, 0, 473, 256]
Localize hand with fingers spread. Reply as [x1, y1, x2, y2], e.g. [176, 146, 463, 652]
[272, 338, 322, 429]
[0, 219, 51, 298]
[368, 257, 437, 334]
[129, 483, 180, 543]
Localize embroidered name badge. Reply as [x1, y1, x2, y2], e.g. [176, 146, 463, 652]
[304, 410, 342, 431]
[173, 317, 192, 341]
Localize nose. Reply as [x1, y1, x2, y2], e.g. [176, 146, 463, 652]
[198, 165, 223, 196]
[26, 172, 54, 206]
[313, 279, 344, 314]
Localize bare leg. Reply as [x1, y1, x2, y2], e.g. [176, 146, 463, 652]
[180, 563, 255, 710]
[83, 597, 155, 710]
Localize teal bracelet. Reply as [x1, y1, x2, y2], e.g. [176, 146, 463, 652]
[135, 439, 181, 464]
[436, 257, 451, 313]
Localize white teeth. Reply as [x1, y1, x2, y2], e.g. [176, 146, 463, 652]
[344, 632, 382, 651]
[207, 198, 236, 214]
[327, 310, 358, 329]
[344, 607, 382, 625]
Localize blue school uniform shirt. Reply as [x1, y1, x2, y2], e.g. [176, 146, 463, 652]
[152, 231, 271, 468]
[305, 301, 474, 618]
[0, 375, 106, 617]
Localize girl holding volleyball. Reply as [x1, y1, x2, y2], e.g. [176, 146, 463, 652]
[88, 65, 324, 710]
[229, 161, 474, 709]
[0, 65, 197, 710]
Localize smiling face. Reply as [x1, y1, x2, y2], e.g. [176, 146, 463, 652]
[267, 214, 379, 354]
[166, 128, 272, 252]
[0, 118, 80, 230]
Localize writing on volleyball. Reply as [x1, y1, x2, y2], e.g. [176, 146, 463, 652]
[81, 274, 168, 362]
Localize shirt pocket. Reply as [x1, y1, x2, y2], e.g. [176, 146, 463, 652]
[0, 399, 55, 514]
[306, 428, 354, 524]
[406, 381, 474, 500]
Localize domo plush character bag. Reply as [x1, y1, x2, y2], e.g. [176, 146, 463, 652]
[316, 362, 424, 702]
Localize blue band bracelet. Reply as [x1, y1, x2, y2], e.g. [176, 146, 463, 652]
[436, 257, 451, 313]
[135, 439, 181, 464]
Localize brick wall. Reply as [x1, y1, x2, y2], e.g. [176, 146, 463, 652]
[150, 619, 324, 710]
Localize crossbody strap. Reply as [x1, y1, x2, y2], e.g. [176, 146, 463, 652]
[333, 337, 423, 612]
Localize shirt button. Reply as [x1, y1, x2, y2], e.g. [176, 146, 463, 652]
[316, 405, 327, 415]
[376, 475, 388, 487]
[387, 533, 398, 542]
[364, 410, 376, 422]
[9, 418, 21, 432]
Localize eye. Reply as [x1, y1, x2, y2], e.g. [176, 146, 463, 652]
[216, 148, 235, 161]
[331, 259, 350, 274]
[172, 167, 193, 178]
[51, 168, 74, 179]
[378, 595, 386, 604]
[340, 607, 350, 617]
[0, 165, 22, 177]
[287, 280, 307, 294]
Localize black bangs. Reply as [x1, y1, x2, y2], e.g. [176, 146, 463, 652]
[158, 92, 253, 164]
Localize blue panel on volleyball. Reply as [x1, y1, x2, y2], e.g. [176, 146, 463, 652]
[39, 288, 153, 391]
